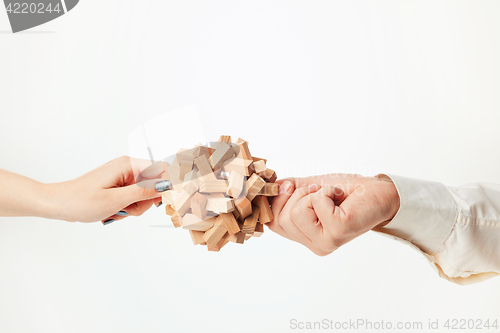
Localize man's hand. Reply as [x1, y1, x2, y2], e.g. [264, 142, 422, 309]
[268, 174, 400, 256]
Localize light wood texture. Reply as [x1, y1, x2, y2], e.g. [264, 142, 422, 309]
[181, 214, 216, 231]
[194, 155, 216, 179]
[246, 173, 266, 201]
[173, 190, 194, 216]
[165, 204, 175, 216]
[218, 135, 231, 143]
[253, 159, 267, 173]
[259, 183, 279, 196]
[220, 212, 240, 234]
[236, 138, 252, 160]
[235, 196, 252, 219]
[253, 222, 264, 237]
[182, 178, 200, 195]
[191, 192, 208, 219]
[203, 215, 228, 246]
[206, 197, 234, 213]
[209, 142, 235, 170]
[199, 179, 228, 193]
[226, 170, 245, 198]
[242, 206, 260, 234]
[189, 230, 206, 245]
[223, 158, 253, 176]
[171, 211, 182, 228]
[254, 195, 273, 223]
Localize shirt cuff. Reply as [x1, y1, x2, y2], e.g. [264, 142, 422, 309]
[375, 174, 458, 255]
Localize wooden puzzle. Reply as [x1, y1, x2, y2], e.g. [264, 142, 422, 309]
[161, 136, 278, 251]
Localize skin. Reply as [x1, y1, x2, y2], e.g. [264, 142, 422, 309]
[268, 174, 400, 256]
[0, 156, 166, 223]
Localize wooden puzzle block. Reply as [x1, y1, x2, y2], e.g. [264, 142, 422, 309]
[208, 237, 230, 252]
[165, 204, 175, 216]
[259, 183, 279, 196]
[189, 230, 206, 245]
[206, 197, 234, 213]
[220, 212, 240, 234]
[246, 173, 266, 201]
[226, 170, 245, 198]
[194, 155, 216, 179]
[166, 159, 183, 192]
[242, 206, 260, 234]
[218, 135, 231, 143]
[173, 190, 194, 216]
[161, 191, 175, 205]
[258, 168, 277, 183]
[191, 192, 208, 220]
[182, 178, 200, 195]
[203, 215, 228, 246]
[181, 214, 216, 231]
[252, 156, 267, 164]
[236, 138, 252, 160]
[253, 159, 267, 173]
[199, 179, 228, 193]
[235, 196, 252, 219]
[171, 211, 182, 228]
[254, 195, 273, 223]
[223, 158, 253, 176]
[253, 222, 264, 237]
[209, 142, 235, 170]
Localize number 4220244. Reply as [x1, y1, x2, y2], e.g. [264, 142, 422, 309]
[6, 2, 62, 14]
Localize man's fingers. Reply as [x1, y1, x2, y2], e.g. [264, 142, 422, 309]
[289, 194, 322, 241]
[311, 186, 347, 245]
[267, 181, 295, 239]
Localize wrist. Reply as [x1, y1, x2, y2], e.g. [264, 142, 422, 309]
[375, 174, 400, 226]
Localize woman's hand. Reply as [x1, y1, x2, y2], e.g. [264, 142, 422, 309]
[267, 174, 400, 256]
[0, 156, 169, 224]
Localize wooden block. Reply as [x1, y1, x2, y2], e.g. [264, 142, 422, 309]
[173, 190, 194, 216]
[235, 196, 252, 219]
[199, 179, 228, 193]
[206, 197, 234, 213]
[259, 183, 279, 196]
[223, 158, 253, 176]
[220, 212, 240, 234]
[194, 155, 216, 179]
[253, 160, 267, 173]
[244, 234, 252, 240]
[166, 159, 183, 192]
[189, 230, 206, 245]
[165, 204, 175, 216]
[182, 178, 200, 195]
[242, 206, 260, 234]
[258, 168, 277, 183]
[161, 191, 175, 205]
[253, 222, 264, 237]
[177, 146, 200, 164]
[171, 212, 182, 228]
[254, 195, 274, 223]
[203, 215, 228, 246]
[235, 232, 246, 244]
[246, 173, 266, 201]
[179, 161, 193, 181]
[191, 192, 208, 219]
[209, 142, 235, 170]
[236, 138, 252, 160]
[252, 156, 267, 164]
[208, 237, 229, 252]
[182, 214, 216, 231]
[218, 135, 231, 143]
[226, 170, 245, 198]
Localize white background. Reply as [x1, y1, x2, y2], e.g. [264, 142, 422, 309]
[1, 1, 500, 332]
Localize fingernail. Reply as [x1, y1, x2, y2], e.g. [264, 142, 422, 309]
[155, 180, 171, 192]
[103, 219, 115, 225]
[116, 211, 128, 216]
[280, 181, 292, 194]
[156, 201, 163, 208]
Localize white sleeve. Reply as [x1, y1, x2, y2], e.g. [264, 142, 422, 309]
[373, 174, 500, 285]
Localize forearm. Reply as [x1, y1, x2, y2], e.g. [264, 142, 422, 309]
[0, 168, 55, 218]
